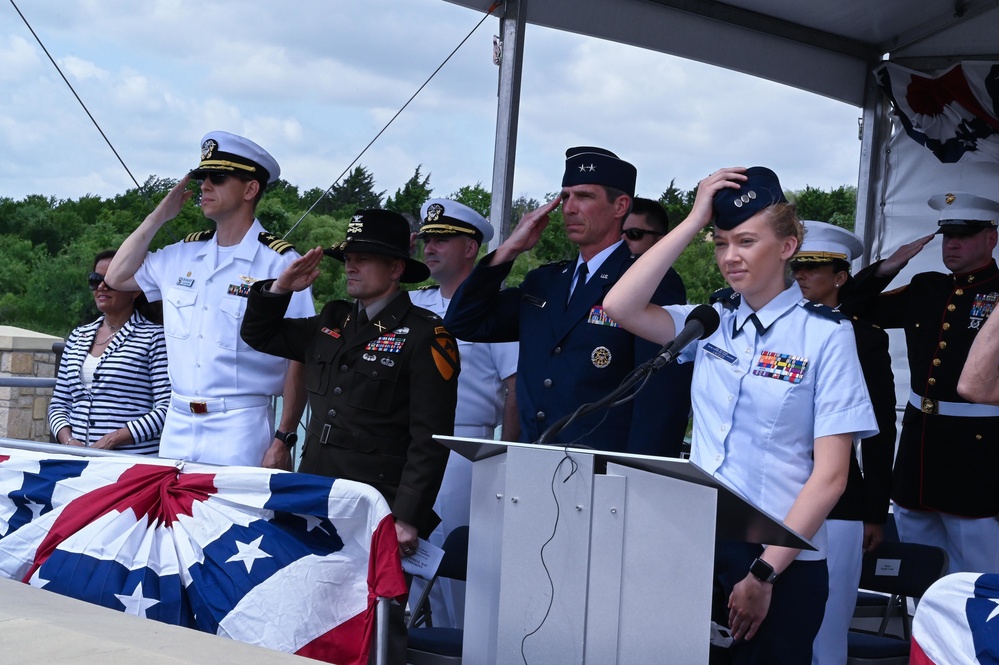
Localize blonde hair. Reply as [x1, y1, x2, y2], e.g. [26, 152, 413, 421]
[762, 202, 803, 254]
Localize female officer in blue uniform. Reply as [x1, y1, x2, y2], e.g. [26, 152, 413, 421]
[604, 167, 877, 664]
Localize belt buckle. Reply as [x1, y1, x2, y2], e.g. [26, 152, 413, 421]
[921, 397, 938, 415]
[190, 401, 208, 414]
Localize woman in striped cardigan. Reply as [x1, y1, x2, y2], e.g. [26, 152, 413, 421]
[48, 250, 171, 455]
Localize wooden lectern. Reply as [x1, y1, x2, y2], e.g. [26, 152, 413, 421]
[435, 437, 813, 665]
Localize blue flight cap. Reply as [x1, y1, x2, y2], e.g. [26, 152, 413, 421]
[561, 146, 637, 198]
[712, 166, 787, 230]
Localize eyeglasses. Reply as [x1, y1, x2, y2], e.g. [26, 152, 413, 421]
[87, 272, 115, 291]
[197, 173, 233, 186]
[623, 228, 665, 241]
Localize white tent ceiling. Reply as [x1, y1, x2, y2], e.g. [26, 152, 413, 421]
[446, 0, 999, 105]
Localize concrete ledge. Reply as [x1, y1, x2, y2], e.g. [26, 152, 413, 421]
[0, 326, 62, 352]
[0, 578, 318, 664]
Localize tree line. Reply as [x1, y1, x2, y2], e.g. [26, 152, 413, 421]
[0, 165, 856, 338]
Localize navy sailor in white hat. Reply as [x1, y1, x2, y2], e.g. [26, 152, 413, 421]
[105, 131, 316, 469]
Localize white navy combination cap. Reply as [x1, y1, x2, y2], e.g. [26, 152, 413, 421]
[188, 131, 280, 185]
[792, 220, 864, 266]
[417, 198, 494, 244]
[929, 192, 999, 236]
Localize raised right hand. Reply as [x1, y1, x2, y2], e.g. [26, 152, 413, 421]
[877, 234, 934, 277]
[270, 247, 324, 294]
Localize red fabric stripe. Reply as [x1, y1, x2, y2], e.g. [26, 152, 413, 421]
[295, 515, 407, 665]
[909, 637, 936, 665]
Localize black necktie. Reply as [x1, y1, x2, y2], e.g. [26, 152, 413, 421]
[566, 262, 588, 310]
[358, 308, 369, 327]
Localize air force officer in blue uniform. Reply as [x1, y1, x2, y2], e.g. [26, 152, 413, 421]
[444, 147, 690, 452]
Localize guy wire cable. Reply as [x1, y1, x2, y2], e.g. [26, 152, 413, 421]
[282, 1, 501, 240]
[10, 0, 141, 190]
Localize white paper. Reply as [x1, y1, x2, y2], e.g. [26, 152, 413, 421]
[401, 538, 444, 580]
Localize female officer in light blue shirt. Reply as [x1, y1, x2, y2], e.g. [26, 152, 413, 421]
[604, 167, 877, 664]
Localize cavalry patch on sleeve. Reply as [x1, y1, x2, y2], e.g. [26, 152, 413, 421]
[432, 331, 459, 381]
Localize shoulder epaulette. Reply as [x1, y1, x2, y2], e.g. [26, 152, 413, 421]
[184, 229, 216, 243]
[709, 287, 741, 309]
[799, 300, 846, 322]
[417, 284, 441, 291]
[545, 259, 572, 268]
[258, 232, 296, 255]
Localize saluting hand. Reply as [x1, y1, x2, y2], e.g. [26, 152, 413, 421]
[688, 168, 748, 229]
[876, 234, 934, 277]
[148, 177, 195, 226]
[492, 195, 562, 264]
[270, 247, 324, 294]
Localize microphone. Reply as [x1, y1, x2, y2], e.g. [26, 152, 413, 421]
[652, 304, 720, 370]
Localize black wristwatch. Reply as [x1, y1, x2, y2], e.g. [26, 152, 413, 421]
[749, 558, 779, 584]
[275, 430, 299, 448]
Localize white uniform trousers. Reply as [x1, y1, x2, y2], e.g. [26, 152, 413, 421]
[410, 424, 493, 628]
[160, 393, 275, 467]
[895, 506, 999, 575]
[812, 519, 863, 665]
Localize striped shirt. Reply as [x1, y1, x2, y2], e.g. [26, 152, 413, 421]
[48, 311, 171, 455]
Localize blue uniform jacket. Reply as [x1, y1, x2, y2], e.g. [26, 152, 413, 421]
[444, 243, 691, 453]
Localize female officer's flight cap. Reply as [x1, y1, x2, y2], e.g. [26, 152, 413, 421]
[712, 166, 788, 230]
[561, 146, 637, 198]
[188, 131, 280, 185]
[325, 209, 431, 283]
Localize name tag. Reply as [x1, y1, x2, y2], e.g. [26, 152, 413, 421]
[704, 343, 737, 365]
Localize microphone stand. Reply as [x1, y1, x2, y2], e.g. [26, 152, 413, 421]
[535, 342, 676, 445]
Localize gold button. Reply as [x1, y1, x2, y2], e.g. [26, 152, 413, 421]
[933, 358, 941, 366]
[956, 289, 964, 296]
[943, 323, 951, 330]
[915, 322, 921, 328]
[928, 378, 937, 385]
[947, 304, 956, 311]
[977, 434, 983, 440]
[969, 276, 976, 283]
[939, 341, 947, 349]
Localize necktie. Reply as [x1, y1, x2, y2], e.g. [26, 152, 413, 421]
[358, 308, 369, 327]
[567, 262, 589, 310]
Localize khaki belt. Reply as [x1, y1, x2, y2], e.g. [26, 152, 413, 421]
[909, 391, 999, 418]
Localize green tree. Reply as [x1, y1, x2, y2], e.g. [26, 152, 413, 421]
[450, 183, 491, 218]
[385, 165, 433, 224]
[657, 179, 696, 230]
[790, 185, 857, 231]
[315, 166, 384, 218]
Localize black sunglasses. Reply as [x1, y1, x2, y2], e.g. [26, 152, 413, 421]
[87, 272, 115, 291]
[197, 173, 232, 186]
[623, 228, 665, 241]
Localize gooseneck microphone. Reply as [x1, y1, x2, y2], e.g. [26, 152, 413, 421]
[536, 304, 721, 445]
[652, 304, 721, 370]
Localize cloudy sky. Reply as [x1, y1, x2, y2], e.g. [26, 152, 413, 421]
[1, 0, 863, 207]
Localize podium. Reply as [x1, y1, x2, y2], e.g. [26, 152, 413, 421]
[436, 436, 813, 665]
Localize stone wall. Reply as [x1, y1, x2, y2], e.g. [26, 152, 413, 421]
[0, 326, 62, 442]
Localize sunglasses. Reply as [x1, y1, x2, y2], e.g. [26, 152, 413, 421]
[87, 272, 115, 291]
[197, 173, 233, 186]
[623, 228, 665, 241]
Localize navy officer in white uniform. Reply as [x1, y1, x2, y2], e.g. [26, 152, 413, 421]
[408, 197, 519, 629]
[605, 167, 877, 664]
[106, 131, 315, 468]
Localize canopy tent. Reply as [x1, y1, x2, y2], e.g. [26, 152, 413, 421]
[445, 0, 999, 437]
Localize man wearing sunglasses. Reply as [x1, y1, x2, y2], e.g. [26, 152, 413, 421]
[106, 131, 315, 470]
[622, 197, 670, 256]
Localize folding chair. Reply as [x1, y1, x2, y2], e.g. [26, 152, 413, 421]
[846, 541, 948, 664]
[406, 526, 468, 665]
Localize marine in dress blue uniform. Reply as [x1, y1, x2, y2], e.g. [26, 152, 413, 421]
[790, 221, 896, 665]
[444, 147, 691, 453]
[844, 191, 999, 574]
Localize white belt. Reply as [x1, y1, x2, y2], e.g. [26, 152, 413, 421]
[171, 393, 272, 415]
[909, 391, 999, 418]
